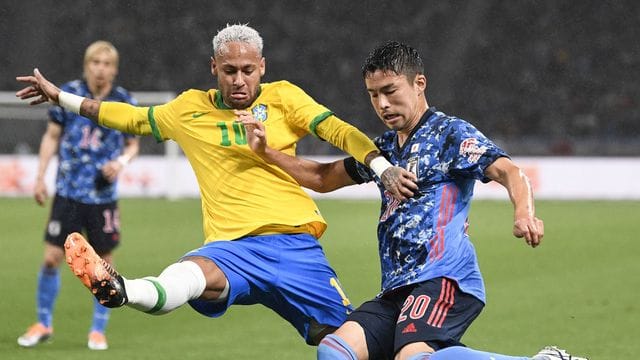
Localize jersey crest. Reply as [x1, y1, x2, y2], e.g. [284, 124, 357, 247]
[252, 104, 268, 122]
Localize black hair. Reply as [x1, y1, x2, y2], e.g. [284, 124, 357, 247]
[361, 41, 424, 80]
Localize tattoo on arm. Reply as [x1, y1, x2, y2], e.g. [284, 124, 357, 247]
[80, 98, 102, 121]
[364, 150, 381, 166]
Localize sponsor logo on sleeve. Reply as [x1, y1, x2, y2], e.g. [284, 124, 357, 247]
[459, 138, 487, 163]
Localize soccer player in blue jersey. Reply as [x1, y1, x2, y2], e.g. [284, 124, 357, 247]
[239, 41, 588, 360]
[17, 41, 139, 351]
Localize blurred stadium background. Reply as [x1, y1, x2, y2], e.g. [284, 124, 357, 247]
[1, 0, 639, 156]
[1, 1, 639, 359]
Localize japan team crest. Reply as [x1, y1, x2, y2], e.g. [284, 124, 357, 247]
[252, 104, 268, 122]
[406, 156, 419, 176]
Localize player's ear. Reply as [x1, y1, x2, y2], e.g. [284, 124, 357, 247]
[259, 57, 266, 77]
[210, 56, 218, 77]
[414, 74, 427, 93]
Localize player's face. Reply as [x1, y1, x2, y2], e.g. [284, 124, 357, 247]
[365, 70, 427, 134]
[211, 41, 265, 109]
[84, 51, 118, 90]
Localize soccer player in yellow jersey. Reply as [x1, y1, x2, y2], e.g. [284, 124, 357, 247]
[16, 24, 417, 346]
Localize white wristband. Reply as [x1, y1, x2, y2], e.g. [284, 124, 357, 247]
[117, 155, 130, 166]
[370, 156, 393, 178]
[58, 91, 85, 114]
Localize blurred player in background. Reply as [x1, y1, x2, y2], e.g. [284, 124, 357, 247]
[16, 25, 415, 347]
[240, 41, 588, 360]
[17, 40, 139, 351]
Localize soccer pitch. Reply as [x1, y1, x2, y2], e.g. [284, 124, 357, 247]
[1, 198, 638, 359]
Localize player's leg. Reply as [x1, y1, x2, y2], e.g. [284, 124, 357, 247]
[65, 232, 221, 314]
[18, 195, 79, 347]
[84, 201, 121, 350]
[420, 346, 529, 360]
[261, 233, 356, 345]
[318, 298, 397, 360]
[405, 345, 589, 360]
[123, 257, 221, 314]
[393, 277, 484, 360]
[184, 233, 355, 345]
[392, 279, 590, 360]
[317, 322, 363, 360]
[17, 244, 62, 347]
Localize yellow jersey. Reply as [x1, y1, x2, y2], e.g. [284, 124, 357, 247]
[99, 80, 377, 242]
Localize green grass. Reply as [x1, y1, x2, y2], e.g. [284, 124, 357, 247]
[1, 198, 638, 359]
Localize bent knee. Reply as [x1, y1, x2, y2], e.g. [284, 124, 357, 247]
[318, 334, 358, 359]
[395, 342, 435, 360]
[181, 256, 227, 300]
[308, 319, 337, 345]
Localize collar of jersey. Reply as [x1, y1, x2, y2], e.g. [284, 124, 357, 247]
[395, 107, 436, 152]
[214, 85, 262, 110]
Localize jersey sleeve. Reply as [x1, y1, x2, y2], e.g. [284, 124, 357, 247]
[98, 91, 186, 141]
[444, 120, 509, 183]
[314, 115, 379, 165]
[144, 90, 192, 142]
[277, 81, 332, 133]
[48, 104, 66, 126]
[98, 102, 154, 137]
[277, 82, 378, 164]
[115, 86, 138, 140]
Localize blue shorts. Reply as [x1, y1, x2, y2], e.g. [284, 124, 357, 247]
[347, 277, 484, 359]
[183, 233, 353, 344]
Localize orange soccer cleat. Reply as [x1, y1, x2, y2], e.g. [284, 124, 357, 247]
[64, 232, 128, 308]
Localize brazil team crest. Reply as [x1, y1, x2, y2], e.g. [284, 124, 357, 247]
[252, 104, 268, 122]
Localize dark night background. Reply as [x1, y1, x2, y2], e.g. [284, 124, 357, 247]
[1, 0, 638, 156]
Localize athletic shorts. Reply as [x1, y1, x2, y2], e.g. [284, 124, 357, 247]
[183, 233, 354, 344]
[347, 277, 484, 359]
[45, 194, 121, 254]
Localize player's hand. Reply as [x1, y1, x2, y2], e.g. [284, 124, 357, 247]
[513, 216, 544, 248]
[33, 179, 48, 206]
[235, 110, 267, 156]
[16, 68, 61, 106]
[101, 160, 124, 183]
[380, 166, 418, 202]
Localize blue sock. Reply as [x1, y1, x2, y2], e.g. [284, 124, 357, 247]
[317, 334, 358, 360]
[36, 267, 60, 328]
[430, 346, 529, 360]
[90, 297, 111, 333]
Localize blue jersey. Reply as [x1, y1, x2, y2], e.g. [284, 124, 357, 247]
[345, 108, 508, 303]
[48, 80, 136, 204]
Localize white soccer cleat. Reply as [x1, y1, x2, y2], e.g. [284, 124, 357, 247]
[532, 345, 589, 360]
[17, 323, 53, 347]
[87, 330, 108, 350]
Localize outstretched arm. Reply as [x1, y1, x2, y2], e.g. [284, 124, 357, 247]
[16, 68, 102, 119]
[485, 157, 544, 248]
[237, 111, 417, 200]
[237, 112, 355, 192]
[17, 69, 152, 136]
[311, 115, 417, 200]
